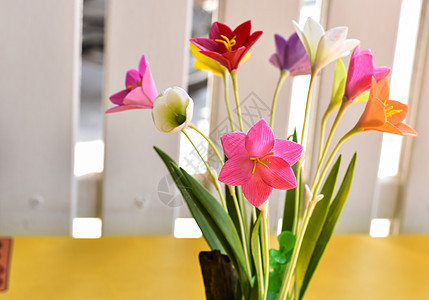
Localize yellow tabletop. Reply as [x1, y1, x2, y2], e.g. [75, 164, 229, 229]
[1, 235, 428, 299]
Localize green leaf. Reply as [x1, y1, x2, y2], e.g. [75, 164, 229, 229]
[178, 166, 252, 296]
[327, 59, 347, 113]
[154, 146, 224, 252]
[267, 230, 296, 299]
[295, 156, 342, 296]
[250, 214, 263, 300]
[299, 153, 357, 299]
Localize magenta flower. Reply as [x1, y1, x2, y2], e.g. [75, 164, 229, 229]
[269, 33, 311, 76]
[107, 54, 158, 113]
[344, 46, 390, 102]
[218, 119, 303, 207]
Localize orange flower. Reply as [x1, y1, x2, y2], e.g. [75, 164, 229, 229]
[356, 77, 417, 136]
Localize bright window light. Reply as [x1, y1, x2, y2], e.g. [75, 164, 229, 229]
[378, 0, 421, 179]
[277, 218, 283, 235]
[72, 217, 102, 239]
[74, 139, 104, 176]
[369, 218, 391, 238]
[174, 218, 202, 238]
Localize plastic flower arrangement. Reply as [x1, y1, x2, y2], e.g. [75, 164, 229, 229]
[107, 18, 417, 300]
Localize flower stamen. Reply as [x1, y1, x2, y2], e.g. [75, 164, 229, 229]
[250, 152, 274, 174]
[215, 35, 237, 52]
[384, 100, 403, 118]
[127, 79, 142, 90]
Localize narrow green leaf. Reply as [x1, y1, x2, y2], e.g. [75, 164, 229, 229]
[295, 156, 342, 296]
[250, 214, 263, 300]
[155, 147, 223, 251]
[179, 166, 252, 296]
[154, 146, 225, 252]
[299, 153, 357, 299]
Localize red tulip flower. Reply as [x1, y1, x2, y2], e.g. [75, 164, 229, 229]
[190, 20, 262, 72]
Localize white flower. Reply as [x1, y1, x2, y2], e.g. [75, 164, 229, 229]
[152, 87, 194, 133]
[293, 17, 360, 74]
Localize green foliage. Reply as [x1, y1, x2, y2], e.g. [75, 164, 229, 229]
[267, 231, 296, 300]
[298, 153, 357, 299]
[295, 156, 342, 296]
[154, 146, 252, 297]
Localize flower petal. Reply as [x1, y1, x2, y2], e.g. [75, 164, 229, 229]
[221, 132, 247, 158]
[245, 119, 275, 157]
[109, 89, 130, 105]
[218, 154, 253, 186]
[258, 157, 296, 190]
[357, 96, 386, 128]
[141, 63, 158, 103]
[138, 54, 148, 78]
[199, 50, 232, 71]
[272, 139, 303, 166]
[209, 21, 232, 40]
[232, 20, 252, 48]
[190, 38, 222, 53]
[374, 67, 391, 81]
[123, 87, 153, 108]
[190, 43, 225, 76]
[315, 27, 360, 71]
[152, 87, 193, 133]
[385, 100, 408, 124]
[125, 69, 140, 88]
[241, 172, 273, 207]
[394, 122, 418, 136]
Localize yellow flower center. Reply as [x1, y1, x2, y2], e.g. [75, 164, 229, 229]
[250, 152, 274, 174]
[384, 100, 403, 118]
[127, 79, 142, 90]
[215, 35, 237, 52]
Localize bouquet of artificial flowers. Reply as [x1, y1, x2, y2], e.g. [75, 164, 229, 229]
[107, 18, 417, 300]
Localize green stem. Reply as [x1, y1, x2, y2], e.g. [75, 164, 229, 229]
[231, 70, 244, 131]
[251, 207, 264, 297]
[262, 210, 270, 300]
[188, 123, 224, 166]
[222, 71, 235, 132]
[312, 127, 361, 196]
[312, 102, 350, 195]
[181, 129, 227, 210]
[228, 185, 252, 280]
[317, 111, 329, 163]
[270, 70, 289, 128]
[292, 164, 302, 236]
[277, 199, 317, 300]
[301, 73, 317, 145]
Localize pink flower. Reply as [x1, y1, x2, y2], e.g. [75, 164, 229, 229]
[344, 46, 390, 102]
[218, 119, 302, 207]
[107, 54, 158, 113]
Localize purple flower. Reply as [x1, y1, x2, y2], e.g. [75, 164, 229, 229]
[344, 46, 390, 102]
[107, 54, 158, 113]
[269, 33, 311, 76]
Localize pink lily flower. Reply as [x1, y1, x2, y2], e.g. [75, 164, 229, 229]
[107, 54, 158, 113]
[344, 46, 390, 102]
[218, 119, 302, 207]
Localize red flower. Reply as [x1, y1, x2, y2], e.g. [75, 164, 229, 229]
[190, 20, 262, 72]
